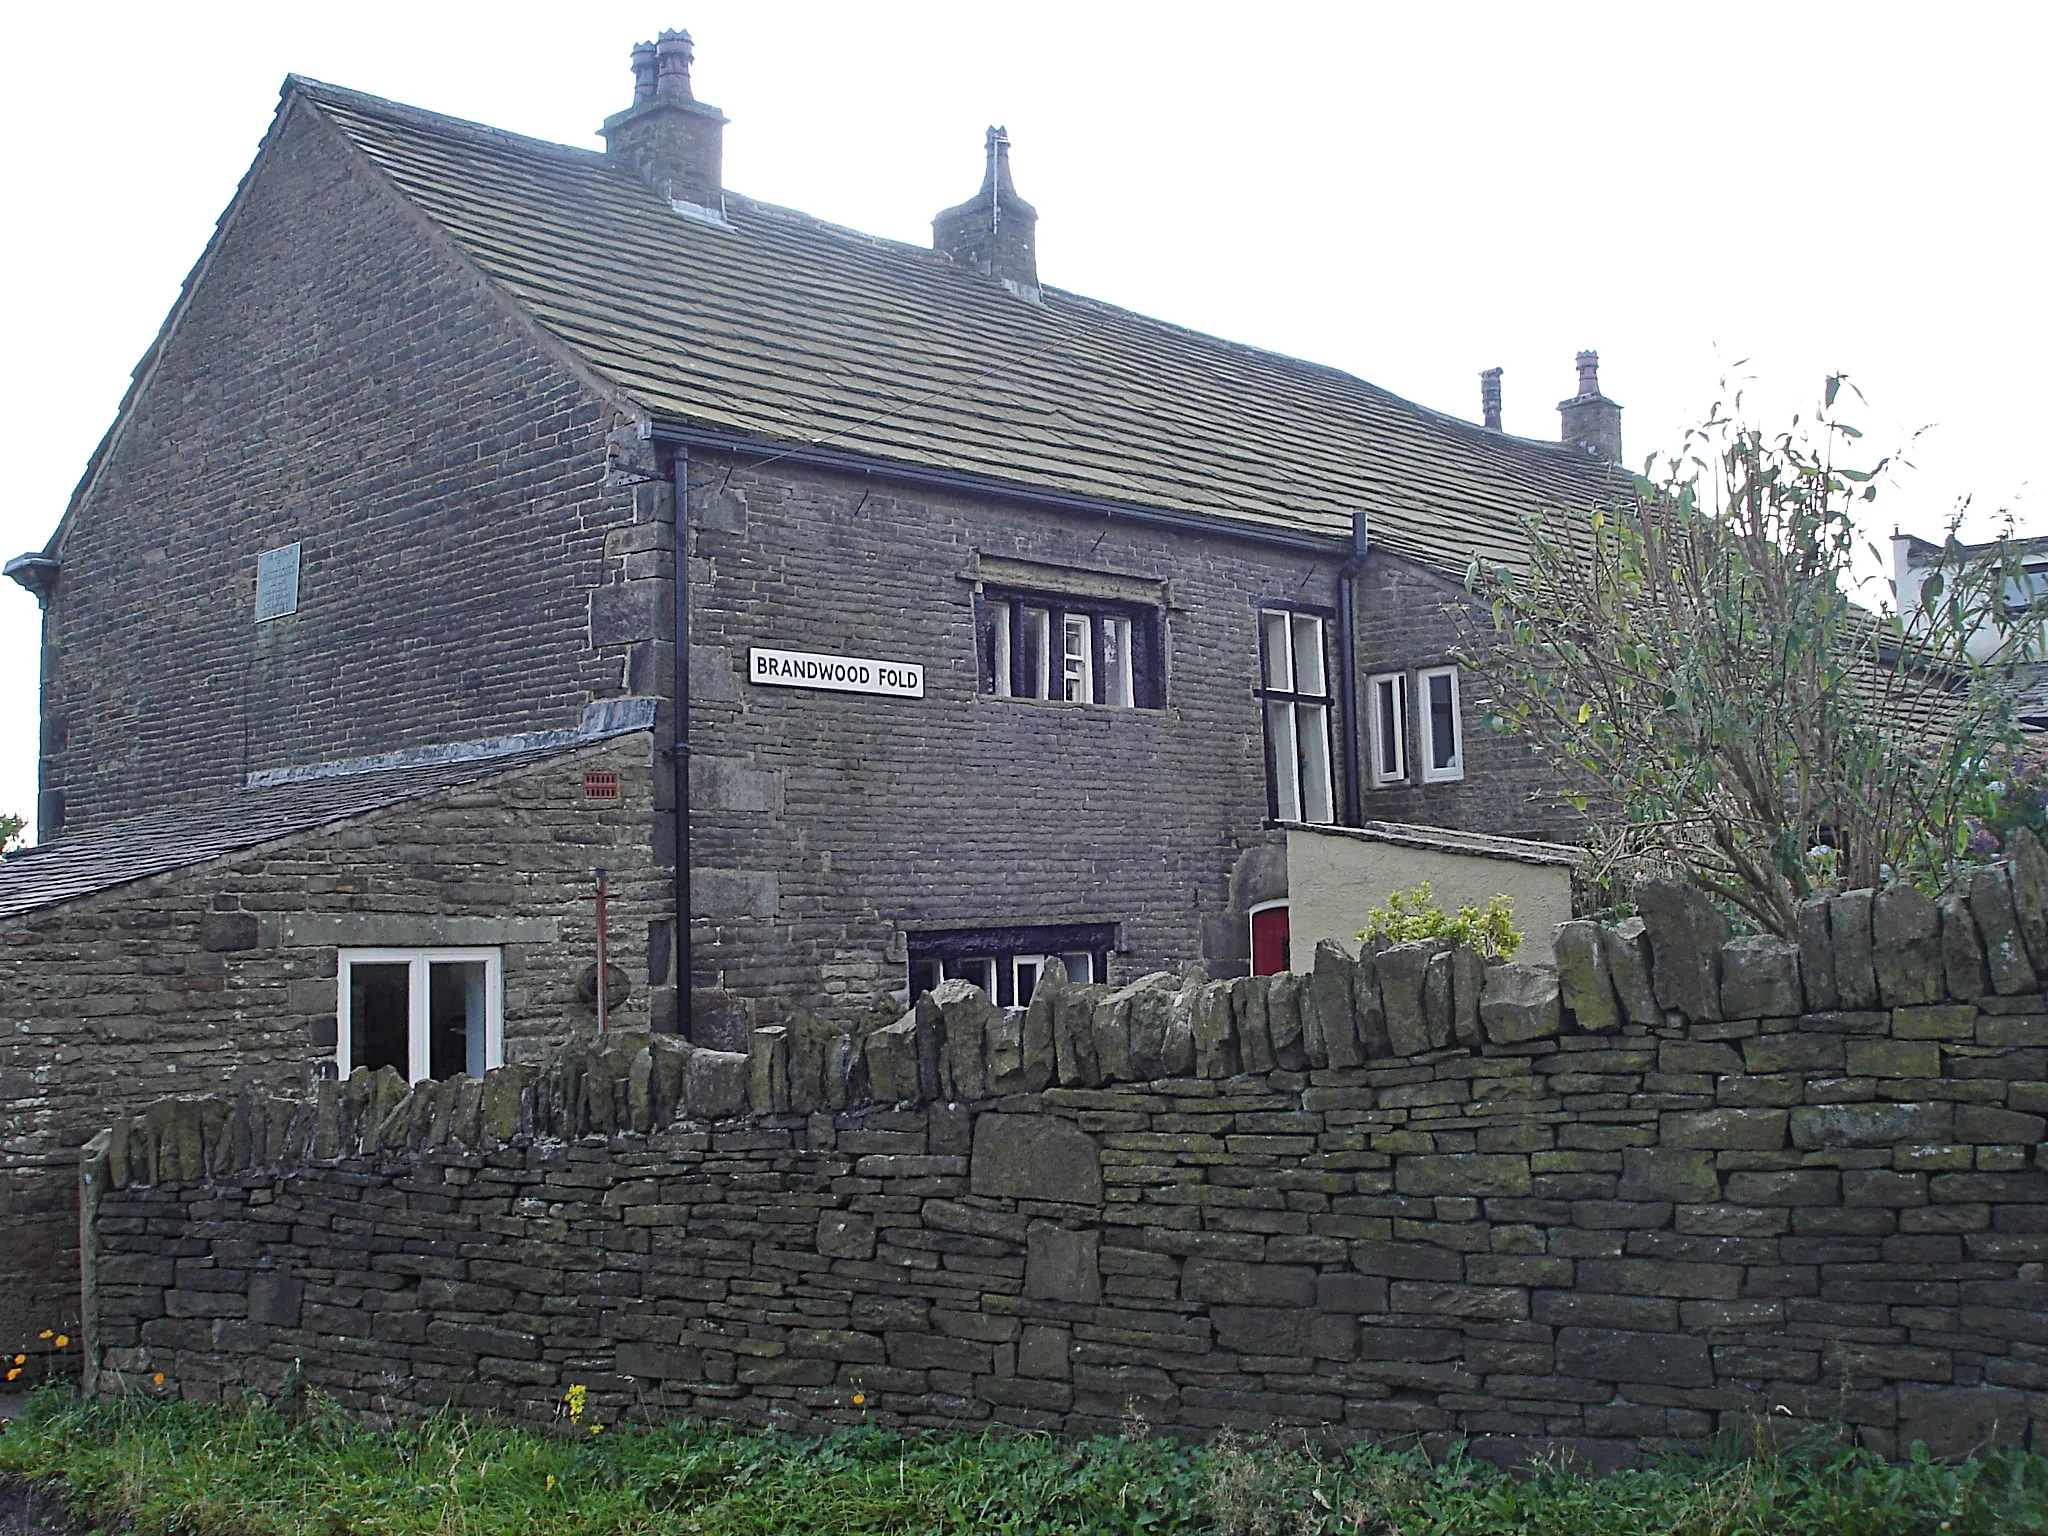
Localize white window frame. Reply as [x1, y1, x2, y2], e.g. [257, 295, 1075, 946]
[1259, 609, 1336, 825]
[1012, 954, 1048, 1004]
[1100, 615, 1135, 708]
[1023, 605, 1052, 699]
[1057, 950, 1098, 985]
[336, 948, 504, 1083]
[1418, 664, 1465, 783]
[1368, 671, 1408, 786]
[945, 955, 999, 996]
[1062, 613, 1095, 703]
[990, 602, 1013, 697]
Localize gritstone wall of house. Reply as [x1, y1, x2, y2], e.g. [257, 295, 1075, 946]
[82, 849, 2048, 1460]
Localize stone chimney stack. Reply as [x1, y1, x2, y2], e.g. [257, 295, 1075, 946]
[601, 29, 728, 217]
[1479, 368, 1504, 431]
[1558, 350, 1623, 463]
[934, 127, 1040, 301]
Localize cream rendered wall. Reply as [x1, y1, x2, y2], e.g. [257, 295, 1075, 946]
[1285, 826, 1574, 970]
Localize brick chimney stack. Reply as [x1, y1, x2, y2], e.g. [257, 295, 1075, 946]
[1558, 350, 1623, 463]
[601, 29, 728, 218]
[1480, 368, 1504, 431]
[934, 127, 1040, 301]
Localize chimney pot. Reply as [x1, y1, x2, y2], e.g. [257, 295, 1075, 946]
[1558, 350, 1623, 464]
[601, 28, 729, 216]
[933, 126, 1041, 301]
[654, 28, 695, 99]
[1479, 367, 1504, 431]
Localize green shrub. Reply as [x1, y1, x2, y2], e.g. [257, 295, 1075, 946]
[1358, 882, 1522, 960]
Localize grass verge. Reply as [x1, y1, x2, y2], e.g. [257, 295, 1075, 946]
[1, 1387, 2045, 1534]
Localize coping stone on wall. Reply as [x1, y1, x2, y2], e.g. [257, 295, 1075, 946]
[277, 915, 562, 947]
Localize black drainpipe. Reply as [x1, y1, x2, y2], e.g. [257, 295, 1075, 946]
[1336, 511, 1369, 827]
[671, 446, 692, 1038]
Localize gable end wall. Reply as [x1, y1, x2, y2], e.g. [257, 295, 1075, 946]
[38, 101, 655, 834]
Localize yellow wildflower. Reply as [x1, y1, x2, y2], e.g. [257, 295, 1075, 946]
[38, 1331, 52, 1340]
[153, 1373, 166, 1385]
[54, 1336, 68, 1349]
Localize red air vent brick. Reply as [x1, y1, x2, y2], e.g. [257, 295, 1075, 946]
[582, 770, 620, 800]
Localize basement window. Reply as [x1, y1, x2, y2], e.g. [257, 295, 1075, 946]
[906, 922, 1118, 1005]
[977, 591, 1158, 707]
[1259, 609, 1336, 824]
[1419, 665, 1464, 782]
[1368, 671, 1408, 786]
[337, 949, 504, 1083]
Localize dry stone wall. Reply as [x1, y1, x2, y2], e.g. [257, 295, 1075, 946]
[81, 850, 2048, 1460]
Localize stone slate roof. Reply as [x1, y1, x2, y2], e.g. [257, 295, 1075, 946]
[292, 79, 1624, 576]
[2011, 661, 2048, 728]
[0, 732, 639, 923]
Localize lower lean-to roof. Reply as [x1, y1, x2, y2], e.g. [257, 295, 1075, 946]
[0, 718, 648, 922]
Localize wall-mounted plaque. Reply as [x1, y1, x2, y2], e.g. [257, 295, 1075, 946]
[255, 542, 302, 622]
[748, 647, 924, 698]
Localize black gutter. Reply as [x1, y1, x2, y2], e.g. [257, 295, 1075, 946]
[671, 446, 692, 1039]
[1337, 512, 1368, 827]
[647, 423, 1350, 556]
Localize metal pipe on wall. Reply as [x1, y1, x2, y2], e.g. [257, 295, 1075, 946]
[1337, 511, 1369, 827]
[595, 866, 610, 1032]
[671, 447, 692, 1038]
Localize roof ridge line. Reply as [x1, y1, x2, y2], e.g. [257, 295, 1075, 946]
[287, 75, 608, 165]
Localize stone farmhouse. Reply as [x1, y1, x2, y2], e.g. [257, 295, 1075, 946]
[0, 30, 1622, 1331]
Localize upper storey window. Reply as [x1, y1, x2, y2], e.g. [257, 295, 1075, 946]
[1260, 609, 1335, 824]
[1419, 664, 1464, 782]
[1365, 664, 1465, 787]
[976, 590, 1161, 708]
[1368, 671, 1408, 787]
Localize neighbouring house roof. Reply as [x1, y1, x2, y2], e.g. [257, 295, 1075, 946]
[0, 719, 649, 922]
[287, 78, 1622, 577]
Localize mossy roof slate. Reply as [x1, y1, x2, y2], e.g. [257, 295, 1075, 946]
[294, 78, 1624, 575]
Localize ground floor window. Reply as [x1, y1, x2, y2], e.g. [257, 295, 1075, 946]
[337, 948, 503, 1082]
[1249, 900, 1290, 975]
[907, 922, 1118, 1005]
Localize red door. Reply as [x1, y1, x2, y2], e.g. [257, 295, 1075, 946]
[1250, 904, 1290, 976]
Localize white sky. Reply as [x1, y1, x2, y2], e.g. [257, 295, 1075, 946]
[3, 2, 2042, 841]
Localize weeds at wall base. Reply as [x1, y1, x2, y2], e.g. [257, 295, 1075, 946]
[2, 1388, 2046, 1536]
